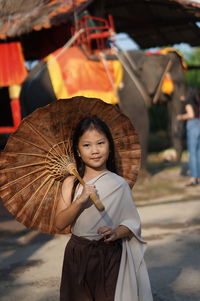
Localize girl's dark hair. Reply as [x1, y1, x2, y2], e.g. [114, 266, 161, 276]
[72, 116, 117, 177]
[71, 116, 117, 199]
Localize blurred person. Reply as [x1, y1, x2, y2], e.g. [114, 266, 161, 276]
[177, 87, 200, 186]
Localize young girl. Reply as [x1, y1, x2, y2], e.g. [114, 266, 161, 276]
[55, 116, 153, 301]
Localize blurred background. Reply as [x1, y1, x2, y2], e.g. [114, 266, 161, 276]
[1, 1, 200, 300]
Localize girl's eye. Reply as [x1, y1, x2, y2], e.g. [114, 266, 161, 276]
[98, 141, 105, 145]
[83, 144, 90, 147]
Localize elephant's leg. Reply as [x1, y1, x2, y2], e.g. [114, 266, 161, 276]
[118, 96, 149, 171]
[171, 121, 184, 162]
[167, 99, 184, 162]
[137, 110, 149, 170]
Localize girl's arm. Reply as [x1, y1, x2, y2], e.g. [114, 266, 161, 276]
[98, 225, 132, 242]
[177, 104, 194, 120]
[55, 177, 96, 231]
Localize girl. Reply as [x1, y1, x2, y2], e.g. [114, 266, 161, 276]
[55, 116, 153, 301]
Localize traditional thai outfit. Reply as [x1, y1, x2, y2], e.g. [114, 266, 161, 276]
[60, 171, 153, 301]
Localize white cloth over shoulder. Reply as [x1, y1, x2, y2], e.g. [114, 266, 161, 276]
[71, 171, 153, 301]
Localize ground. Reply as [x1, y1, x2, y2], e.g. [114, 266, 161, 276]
[0, 152, 200, 301]
[134, 152, 200, 301]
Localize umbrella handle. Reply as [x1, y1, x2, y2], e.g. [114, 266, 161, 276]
[67, 165, 105, 211]
[88, 192, 105, 212]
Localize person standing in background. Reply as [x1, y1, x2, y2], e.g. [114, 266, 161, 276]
[177, 87, 200, 186]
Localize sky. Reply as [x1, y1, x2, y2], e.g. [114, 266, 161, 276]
[114, 33, 139, 50]
[114, 32, 195, 58]
[186, 0, 200, 3]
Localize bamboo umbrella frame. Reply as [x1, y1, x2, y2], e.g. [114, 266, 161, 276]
[0, 96, 141, 234]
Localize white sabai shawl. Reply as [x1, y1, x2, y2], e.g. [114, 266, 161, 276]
[71, 171, 153, 301]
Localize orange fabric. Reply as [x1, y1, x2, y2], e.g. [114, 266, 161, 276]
[158, 47, 187, 71]
[146, 47, 187, 71]
[45, 46, 122, 104]
[0, 42, 27, 86]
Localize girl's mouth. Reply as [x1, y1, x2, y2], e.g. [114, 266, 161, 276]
[91, 157, 101, 161]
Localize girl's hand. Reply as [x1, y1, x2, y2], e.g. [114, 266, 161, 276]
[98, 226, 118, 242]
[76, 184, 96, 205]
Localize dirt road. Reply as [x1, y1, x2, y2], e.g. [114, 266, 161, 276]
[139, 197, 200, 301]
[0, 162, 200, 301]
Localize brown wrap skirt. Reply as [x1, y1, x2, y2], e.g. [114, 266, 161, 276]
[60, 234, 122, 301]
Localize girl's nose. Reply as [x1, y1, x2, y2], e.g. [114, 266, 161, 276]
[91, 145, 99, 153]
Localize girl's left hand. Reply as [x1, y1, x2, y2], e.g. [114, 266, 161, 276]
[98, 226, 118, 242]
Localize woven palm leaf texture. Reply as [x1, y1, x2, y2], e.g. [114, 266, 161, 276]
[0, 96, 141, 234]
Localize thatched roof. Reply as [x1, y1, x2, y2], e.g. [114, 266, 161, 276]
[0, 0, 91, 39]
[1, 0, 200, 48]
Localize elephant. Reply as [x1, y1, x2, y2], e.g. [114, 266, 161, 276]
[117, 49, 186, 167]
[20, 47, 186, 170]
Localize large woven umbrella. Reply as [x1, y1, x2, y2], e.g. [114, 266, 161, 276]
[0, 96, 141, 234]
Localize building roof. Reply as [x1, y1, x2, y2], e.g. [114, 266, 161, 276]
[0, 0, 200, 48]
[88, 0, 200, 48]
[0, 0, 91, 39]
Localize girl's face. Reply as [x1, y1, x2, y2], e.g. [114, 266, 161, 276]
[77, 128, 110, 171]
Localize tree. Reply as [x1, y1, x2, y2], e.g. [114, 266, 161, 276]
[184, 47, 200, 88]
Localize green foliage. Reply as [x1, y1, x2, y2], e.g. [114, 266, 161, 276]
[184, 47, 200, 88]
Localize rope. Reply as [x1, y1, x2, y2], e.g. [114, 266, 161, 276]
[123, 50, 138, 72]
[112, 46, 151, 106]
[98, 51, 119, 100]
[47, 29, 85, 65]
[152, 59, 172, 104]
[26, 28, 85, 81]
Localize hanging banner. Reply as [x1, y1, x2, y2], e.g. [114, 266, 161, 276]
[0, 41, 27, 86]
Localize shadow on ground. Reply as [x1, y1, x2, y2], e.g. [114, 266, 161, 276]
[147, 232, 200, 301]
[0, 200, 54, 299]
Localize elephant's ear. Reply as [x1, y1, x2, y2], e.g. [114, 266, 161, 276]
[140, 54, 170, 95]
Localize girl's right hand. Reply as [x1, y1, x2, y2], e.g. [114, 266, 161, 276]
[76, 184, 96, 204]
